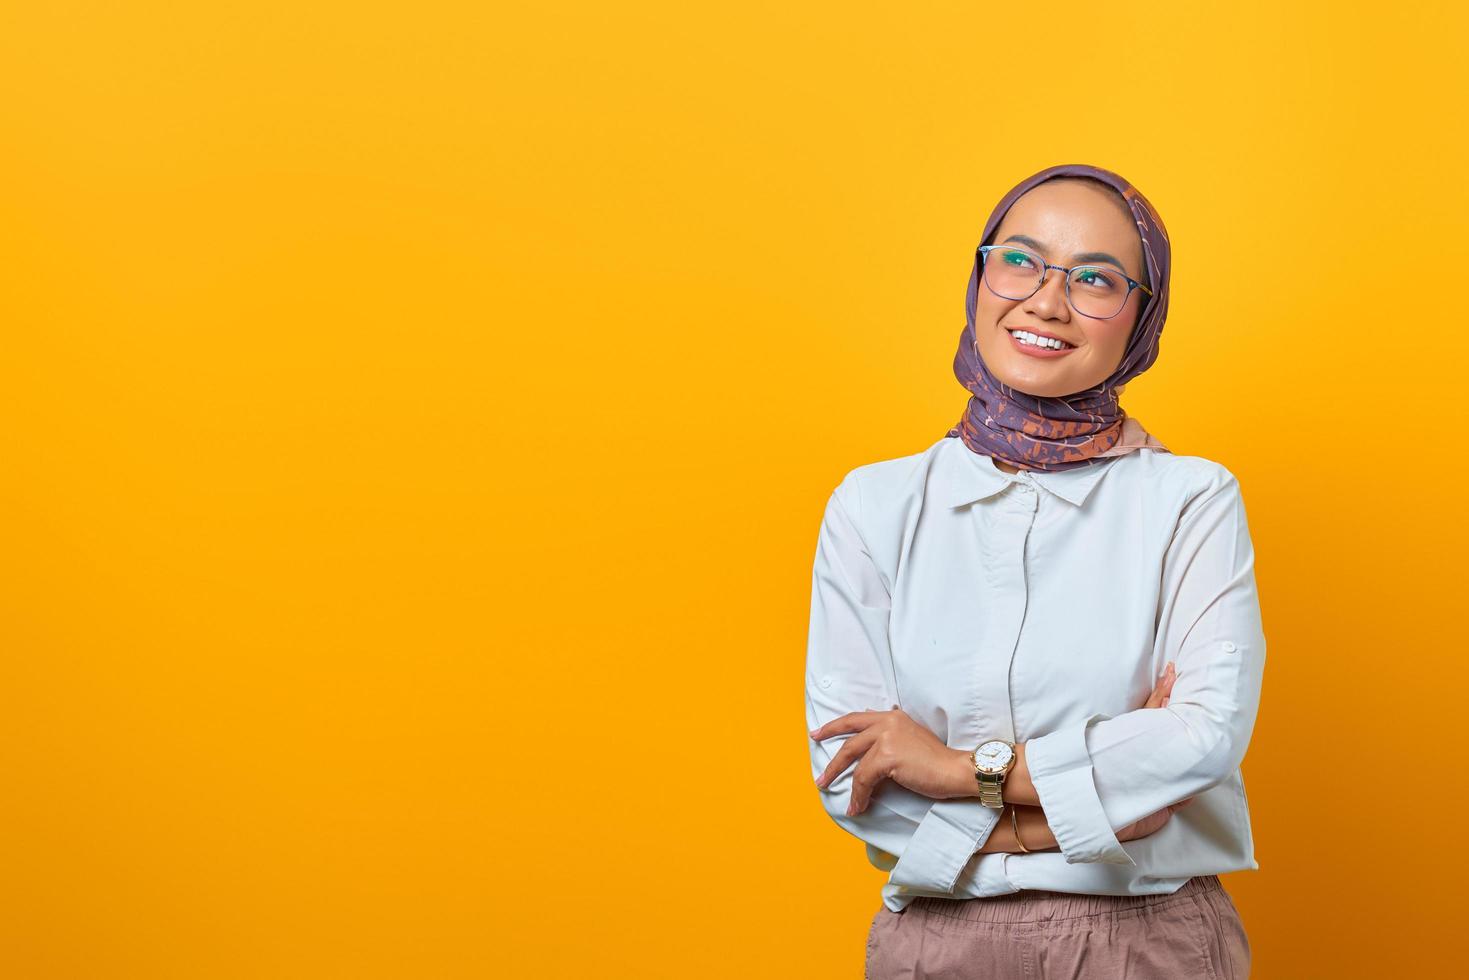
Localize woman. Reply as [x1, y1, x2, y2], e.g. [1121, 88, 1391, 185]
[804, 163, 1262, 978]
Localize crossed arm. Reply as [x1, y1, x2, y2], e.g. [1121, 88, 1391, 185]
[809, 663, 1183, 854]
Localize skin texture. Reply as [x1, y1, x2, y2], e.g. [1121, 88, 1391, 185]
[809, 184, 1176, 848]
[973, 178, 1149, 476]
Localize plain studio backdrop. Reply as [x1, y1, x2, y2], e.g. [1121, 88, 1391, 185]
[1, 2, 1465, 977]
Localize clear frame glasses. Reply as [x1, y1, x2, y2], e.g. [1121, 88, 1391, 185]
[977, 244, 1153, 320]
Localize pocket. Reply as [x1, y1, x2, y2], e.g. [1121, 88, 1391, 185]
[1162, 896, 1221, 980]
[1213, 891, 1252, 978]
[1197, 889, 1252, 979]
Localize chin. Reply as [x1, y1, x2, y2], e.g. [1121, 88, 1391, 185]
[991, 356, 1092, 399]
[1002, 377, 1076, 398]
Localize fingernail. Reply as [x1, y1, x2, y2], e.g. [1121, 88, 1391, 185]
[809, 730, 820, 739]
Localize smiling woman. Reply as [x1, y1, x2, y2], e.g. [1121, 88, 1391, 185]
[973, 178, 1153, 399]
[804, 164, 1261, 978]
[946, 167, 1174, 473]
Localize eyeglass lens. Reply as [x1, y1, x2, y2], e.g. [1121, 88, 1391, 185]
[982, 247, 1134, 319]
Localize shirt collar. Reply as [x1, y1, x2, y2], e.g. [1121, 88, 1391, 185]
[935, 436, 1120, 509]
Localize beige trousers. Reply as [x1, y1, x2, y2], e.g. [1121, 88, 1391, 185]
[865, 874, 1250, 979]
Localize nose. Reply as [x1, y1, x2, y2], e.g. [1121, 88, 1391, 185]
[1023, 269, 1071, 321]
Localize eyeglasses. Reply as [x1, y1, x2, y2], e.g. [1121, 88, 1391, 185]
[977, 244, 1153, 320]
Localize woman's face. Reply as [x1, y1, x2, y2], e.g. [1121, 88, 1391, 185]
[972, 180, 1148, 398]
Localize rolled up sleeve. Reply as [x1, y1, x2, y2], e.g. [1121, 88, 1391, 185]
[1024, 468, 1267, 865]
[805, 478, 999, 893]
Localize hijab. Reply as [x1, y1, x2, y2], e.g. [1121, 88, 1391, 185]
[946, 163, 1173, 472]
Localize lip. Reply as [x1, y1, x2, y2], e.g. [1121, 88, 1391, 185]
[1004, 326, 1079, 358]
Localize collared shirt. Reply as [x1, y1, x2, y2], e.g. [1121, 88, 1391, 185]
[804, 434, 1266, 913]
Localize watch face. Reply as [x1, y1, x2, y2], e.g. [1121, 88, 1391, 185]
[974, 740, 1014, 774]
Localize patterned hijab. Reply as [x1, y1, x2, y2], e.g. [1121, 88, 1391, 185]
[946, 163, 1173, 472]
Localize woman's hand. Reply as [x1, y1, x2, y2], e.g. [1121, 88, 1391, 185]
[1145, 660, 1178, 709]
[810, 708, 972, 816]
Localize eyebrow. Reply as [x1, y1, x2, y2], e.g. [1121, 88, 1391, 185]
[1000, 234, 1133, 277]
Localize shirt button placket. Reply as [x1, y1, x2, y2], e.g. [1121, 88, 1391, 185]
[969, 480, 1039, 747]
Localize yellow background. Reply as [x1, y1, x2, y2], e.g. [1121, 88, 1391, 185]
[2, 2, 1465, 976]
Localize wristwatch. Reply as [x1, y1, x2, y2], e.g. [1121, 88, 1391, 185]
[970, 739, 1016, 809]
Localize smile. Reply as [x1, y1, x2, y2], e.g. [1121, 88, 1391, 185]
[1006, 328, 1077, 358]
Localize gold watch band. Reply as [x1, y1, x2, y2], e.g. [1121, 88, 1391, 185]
[975, 770, 1005, 808]
[970, 742, 1013, 809]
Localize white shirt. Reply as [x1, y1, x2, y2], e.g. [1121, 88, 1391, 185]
[804, 434, 1265, 913]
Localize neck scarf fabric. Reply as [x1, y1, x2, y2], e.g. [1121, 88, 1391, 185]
[946, 163, 1173, 472]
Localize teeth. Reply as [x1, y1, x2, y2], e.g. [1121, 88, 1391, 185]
[1013, 330, 1072, 350]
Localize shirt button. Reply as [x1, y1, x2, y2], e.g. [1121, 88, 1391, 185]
[1222, 641, 1238, 653]
[820, 675, 833, 689]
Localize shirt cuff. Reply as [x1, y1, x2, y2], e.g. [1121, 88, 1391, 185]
[1025, 714, 1137, 866]
[885, 798, 1001, 893]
